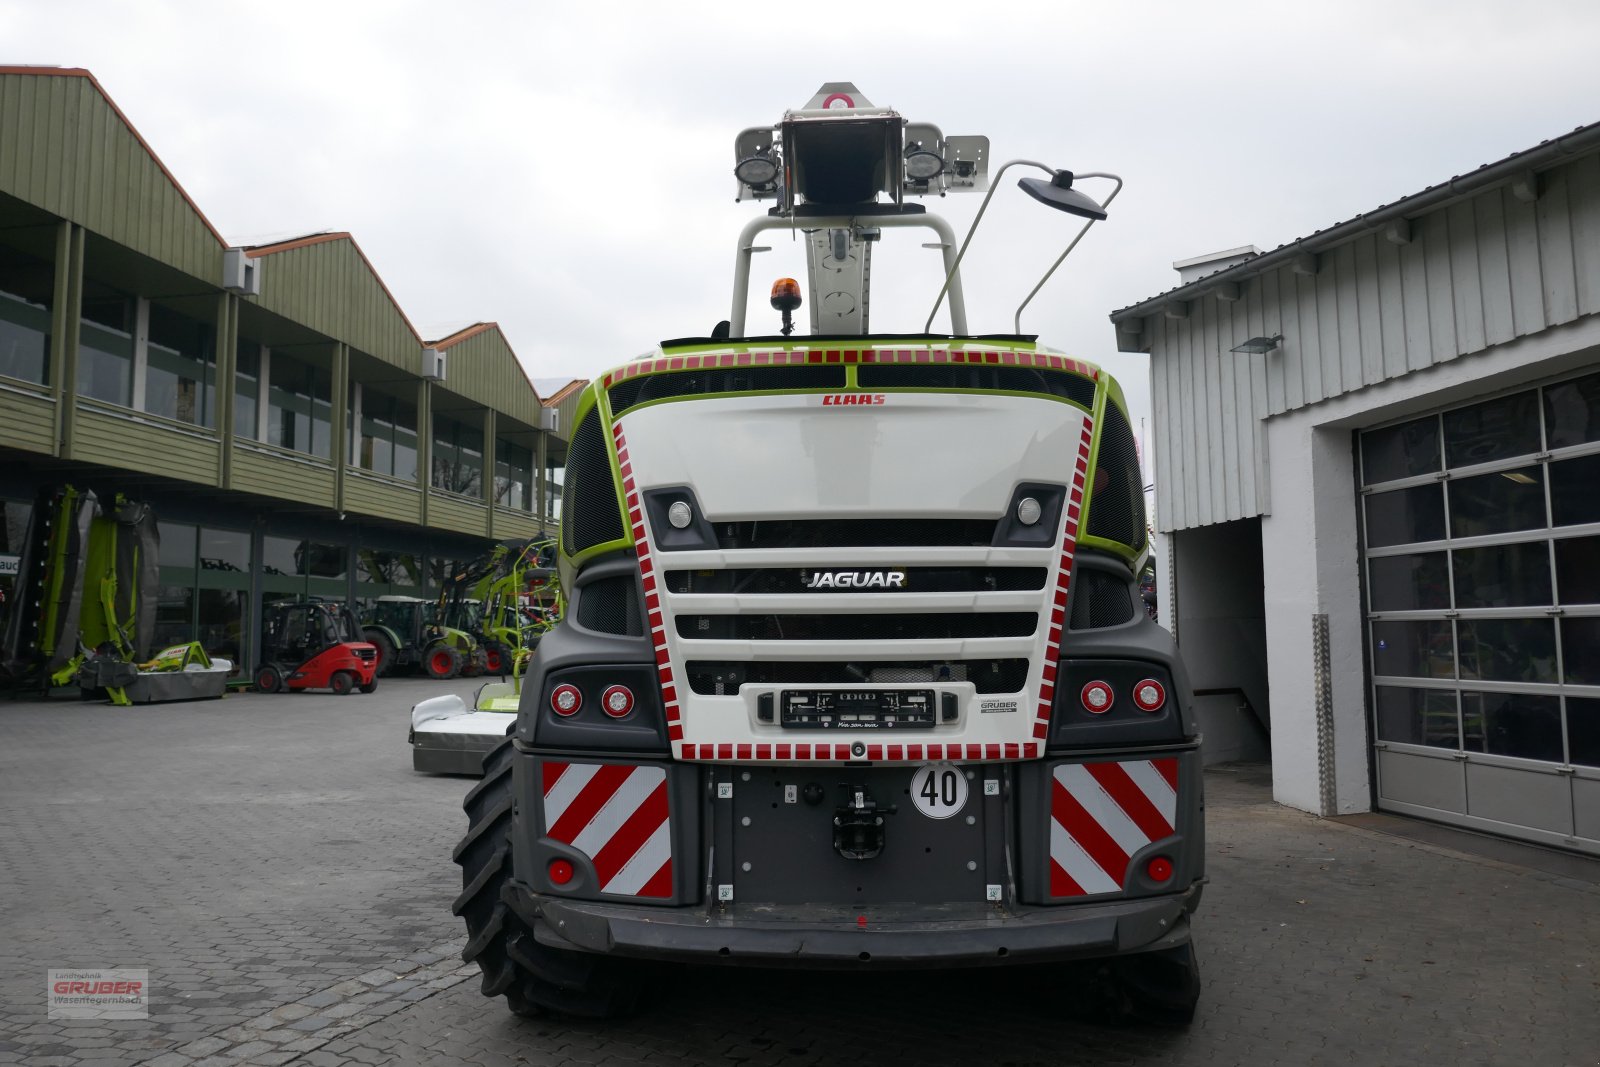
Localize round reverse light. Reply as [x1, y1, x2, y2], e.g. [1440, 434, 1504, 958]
[1080, 681, 1114, 715]
[667, 500, 693, 529]
[1016, 496, 1042, 526]
[734, 155, 778, 186]
[550, 683, 582, 717]
[601, 684, 635, 719]
[548, 859, 575, 886]
[1146, 856, 1173, 883]
[904, 149, 944, 181]
[1133, 678, 1167, 713]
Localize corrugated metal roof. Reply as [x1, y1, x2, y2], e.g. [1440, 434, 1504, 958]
[1110, 118, 1600, 322]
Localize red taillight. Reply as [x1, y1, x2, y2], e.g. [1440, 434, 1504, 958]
[550, 684, 582, 717]
[1146, 856, 1173, 882]
[601, 685, 634, 719]
[1132, 678, 1167, 713]
[548, 859, 575, 885]
[1080, 681, 1114, 715]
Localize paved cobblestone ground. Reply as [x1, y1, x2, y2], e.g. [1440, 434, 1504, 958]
[3, 684, 1598, 1066]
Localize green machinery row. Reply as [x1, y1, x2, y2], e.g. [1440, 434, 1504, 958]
[0, 486, 230, 704]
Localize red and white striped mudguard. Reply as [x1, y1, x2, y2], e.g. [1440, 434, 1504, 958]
[541, 761, 673, 899]
[1049, 757, 1179, 898]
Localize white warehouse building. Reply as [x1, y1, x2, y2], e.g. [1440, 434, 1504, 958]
[1109, 119, 1600, 855]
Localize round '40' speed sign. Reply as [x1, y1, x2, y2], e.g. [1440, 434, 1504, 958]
[909, 763, 968, 819]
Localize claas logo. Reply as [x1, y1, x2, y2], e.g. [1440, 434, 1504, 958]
[820, 394, 886, 406]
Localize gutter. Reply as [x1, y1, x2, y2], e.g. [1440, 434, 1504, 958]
[1108, 119, 1600, 329]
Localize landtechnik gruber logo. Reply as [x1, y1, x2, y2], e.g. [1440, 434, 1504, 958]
[48, 969, 149, 1019]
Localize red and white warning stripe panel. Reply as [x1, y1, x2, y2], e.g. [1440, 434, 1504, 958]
[1033, 416, 1096, 742]
[1049, 757, 1178, 898]
[602, 347, 1100, 388]
[675, 741, 1043, 763]
[541, 761, 673, 899]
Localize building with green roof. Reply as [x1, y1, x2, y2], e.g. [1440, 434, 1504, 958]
[0, 65, 581, 675]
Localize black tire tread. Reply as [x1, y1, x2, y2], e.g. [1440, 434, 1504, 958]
[451, 736, 643, 1019]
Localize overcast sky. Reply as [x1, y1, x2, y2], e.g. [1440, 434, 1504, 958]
[7, 0, 1600, 461]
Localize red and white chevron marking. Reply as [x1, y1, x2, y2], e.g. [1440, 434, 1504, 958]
[1034, 416, 1096, 741]
[541, 761, 673, 899]
[677, 741, 1042, 762]
[602, 348, 1101, 388]
[1049, 757, 1179, 897]
[612, 423, 682, 743]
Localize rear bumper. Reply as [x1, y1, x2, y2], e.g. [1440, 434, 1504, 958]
[507, 879, 1202, 968]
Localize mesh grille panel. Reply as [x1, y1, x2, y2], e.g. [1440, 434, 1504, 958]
[686, 659, 1030, 695]
[715, 518, 997, 549]
[562, 411, 625, 555]
[664, 567, 1047, 595]
[677, 612, 1037, 641]
[1086, 403, 1147, 551]
[1068, 570, 1136, 630]
[609, 367, 847, 415]
[855, 365, 1096, 408]
[575, 576, 643, 636]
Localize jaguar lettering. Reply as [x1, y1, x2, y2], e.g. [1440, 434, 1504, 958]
[802, 570, 908, 589]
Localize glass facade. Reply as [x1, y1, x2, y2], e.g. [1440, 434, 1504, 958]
[0, 281, 49, 385]
[143, 304, 215, 427]
[78, 293, 134, 406]
[153, 520, 252, 671]
[432, 414, 483, 497]
[1361, 369, 1600, 772]
[268, 351, 333, 457]
[494, 439, 534, 510]
[357, 386, 419, 482]
[235, 340, 261, 441]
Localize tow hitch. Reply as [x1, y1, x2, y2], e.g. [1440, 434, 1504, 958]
[833, 785, 897, 860]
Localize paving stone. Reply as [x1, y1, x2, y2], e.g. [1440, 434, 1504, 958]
[8, 685, 1600, 1067]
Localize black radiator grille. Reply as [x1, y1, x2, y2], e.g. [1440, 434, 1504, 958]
[686, 659, 1031, 695]
[608, 366, 847, 415]
[855, 364, 1096, 408]
[575, 575, 644, 636]
[677, 612, 1038, 642]
[1086, 402, 1147, 552]
[1069, 569, 1136, 630]
[664, 567, 1047, 595]
[713, 518, 998, 549]
[562, 411, 626, 555]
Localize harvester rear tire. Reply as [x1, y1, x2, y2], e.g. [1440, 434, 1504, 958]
[483, 643, 506, 675]
[425, 646, 461, 680]
[330, 670, 355, 696]
[453, 738, 644, 1019]
[1112, 941, 1200, 1027]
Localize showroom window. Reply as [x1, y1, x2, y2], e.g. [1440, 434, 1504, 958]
[0, 247, 52, 385]
[356, 387, 419, 482]
[431, 414, 483, 497]
[235, 340, 261, 441]
[78, 292, 134, 406]
[1361, 369, 1600, 770]
[268, 352, 333, 457]
[143, 303, 216, 427]
[495, 439, 533, 511]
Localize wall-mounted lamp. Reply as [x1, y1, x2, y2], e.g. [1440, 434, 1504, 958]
[1230, 334, 1283, 355]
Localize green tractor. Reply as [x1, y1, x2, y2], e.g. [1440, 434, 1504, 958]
[360, 594, 481, 679]
[436, 539, 561, 676]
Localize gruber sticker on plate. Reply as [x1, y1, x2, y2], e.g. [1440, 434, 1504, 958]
[909, 763, 968, 819]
